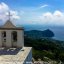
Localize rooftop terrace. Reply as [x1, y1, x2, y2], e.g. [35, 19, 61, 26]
[0, 47, 32, 64]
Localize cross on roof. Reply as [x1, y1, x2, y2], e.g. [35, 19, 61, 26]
[7, 11, 12, 21]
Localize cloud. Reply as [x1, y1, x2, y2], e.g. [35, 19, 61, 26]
[6, 10, 20, 19]
[0, 2, 9, 12]
[0, 2, 20, 22]
[39, 10, 64, 26]
[18, 10, 64, 26]
[53, 11, 63, 17]
[40, 4, 48, 8]
[25, 10, 64, 26]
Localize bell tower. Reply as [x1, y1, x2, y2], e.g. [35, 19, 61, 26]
[0, 11, 24, 48]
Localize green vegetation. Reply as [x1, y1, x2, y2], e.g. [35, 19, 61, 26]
[25, 29, 54, 39]
[24, 37, 64, 62]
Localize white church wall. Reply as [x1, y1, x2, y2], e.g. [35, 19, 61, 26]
[0, 30, 12, 47]
[0, 29, 24, 48]
[6, 30, 12, 47]
[17, 30, 24, 47]
[0, 31, 2, 47]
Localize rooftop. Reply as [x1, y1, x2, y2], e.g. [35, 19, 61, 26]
[0, 47, 32, 64]
[0, 20, 24, 30]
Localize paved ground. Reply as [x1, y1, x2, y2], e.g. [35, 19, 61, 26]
[0, 47, 32, 64]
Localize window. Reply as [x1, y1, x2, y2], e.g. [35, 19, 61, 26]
[2, 31, 6, 42]
[12, 31, 17, 42]
[3, 31, 6, 37]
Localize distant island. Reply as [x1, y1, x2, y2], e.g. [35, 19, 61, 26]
[25, 29, 54, 39]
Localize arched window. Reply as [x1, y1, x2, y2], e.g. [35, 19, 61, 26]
[12, 31, 17, 42]
[2, 31, 6, 37]
[2, 31, 6, 42]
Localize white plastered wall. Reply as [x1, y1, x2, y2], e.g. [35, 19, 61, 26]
[0, 30, 2, 47]
[0, 30, 24, 48]
[17, 30, 24, 48]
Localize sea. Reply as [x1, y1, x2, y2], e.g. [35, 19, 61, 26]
[19, 25, 64, 41]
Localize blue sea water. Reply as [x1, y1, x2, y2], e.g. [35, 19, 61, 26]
[21, 25, 64, 41]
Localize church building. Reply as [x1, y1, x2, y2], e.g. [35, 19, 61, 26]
[0, 12, 32, 64]
[0, 20, 24, 48]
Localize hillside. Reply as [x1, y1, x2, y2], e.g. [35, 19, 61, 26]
[24, 29, 64, 63]
[24, 29, 54, 39]
[24, 37, 64, 62]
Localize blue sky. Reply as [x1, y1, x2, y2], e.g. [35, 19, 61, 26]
[1, 0, 64, 10]
[0, 0, 64, 26]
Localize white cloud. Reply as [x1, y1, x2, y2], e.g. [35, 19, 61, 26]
[40, 4, 48, 8]
[0, 2, 20, 22]
[53, 11, 63, 17]
[0, 2, 9, 12]
[19, 10, 64, 26]
[6, 10, 20, 19]
[39, 10, 64, 26]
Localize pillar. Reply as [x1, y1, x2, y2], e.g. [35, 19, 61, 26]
[17, 30, 24, 48]
[6, 30, 12, 47]
[0, 31, 2, 47]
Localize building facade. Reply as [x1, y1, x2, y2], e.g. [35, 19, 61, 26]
[0, 20, 24, 48]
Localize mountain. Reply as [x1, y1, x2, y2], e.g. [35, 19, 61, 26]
[24, 29, 54, 39]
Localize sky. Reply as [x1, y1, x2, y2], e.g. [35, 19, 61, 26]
[0, 0, 64, 26]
